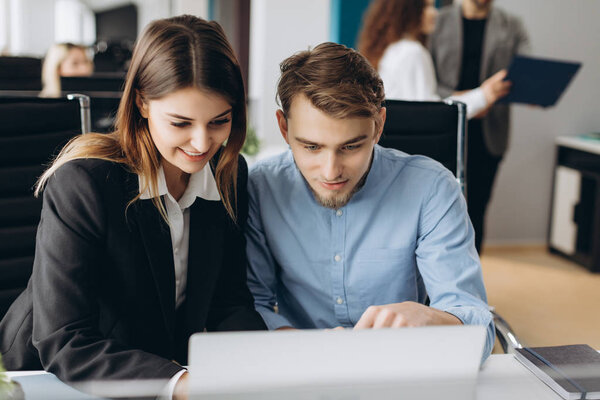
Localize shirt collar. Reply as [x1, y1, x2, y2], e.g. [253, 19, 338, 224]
[138, 164, 221, 208]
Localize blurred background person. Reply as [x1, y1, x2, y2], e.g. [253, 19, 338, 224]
[429, 0, 530, 252]
[357, 0, 510, 120]
[40, 43, 94, 97]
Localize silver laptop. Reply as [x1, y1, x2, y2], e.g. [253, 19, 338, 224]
[188, 325, 486, 400]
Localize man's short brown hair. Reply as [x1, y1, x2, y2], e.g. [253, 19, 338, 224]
[277, 42, 385, 129]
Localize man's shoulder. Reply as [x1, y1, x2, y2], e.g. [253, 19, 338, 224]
[431, 5, 460, 40]
[248, 150, 295, 182]
[437, 4, 459, 19]
[490, 5, 524, 25]
[376, 146, 451, 180]
[372, 147, 459, 205]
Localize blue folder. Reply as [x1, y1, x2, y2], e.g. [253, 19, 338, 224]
[500, 55, 581, 107]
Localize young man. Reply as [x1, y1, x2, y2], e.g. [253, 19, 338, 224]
[429, 0, 531, 252]
[245, 43, 495, 358]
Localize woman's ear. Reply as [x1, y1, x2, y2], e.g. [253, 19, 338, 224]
[135, 91, 149, 118]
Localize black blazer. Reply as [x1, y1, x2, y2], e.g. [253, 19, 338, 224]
[0, 153, 265, 382]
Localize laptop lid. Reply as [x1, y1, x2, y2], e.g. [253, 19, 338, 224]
[188, 325, 486, 400]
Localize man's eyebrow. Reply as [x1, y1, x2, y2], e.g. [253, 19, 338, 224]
[166, 108, 232, 121]
[294, 137, 321, 145]
[341, 135, 368, 145]
[294, 134, 369, 146]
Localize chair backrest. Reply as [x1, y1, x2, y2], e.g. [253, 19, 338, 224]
[0, 89, 121, 133]
[0, 97, 86, 318]
[61, 73, 125, 92]
[379, 99, 467, 195]
[0, 57, 42, 91]
[61, 73, 124, 133]
[86, 93, 121, 133]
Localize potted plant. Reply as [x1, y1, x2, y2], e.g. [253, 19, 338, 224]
[241, 124, 260, 159]
[0, 355, 24, 400]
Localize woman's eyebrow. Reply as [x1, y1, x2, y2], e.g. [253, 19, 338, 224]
[166, 108, 232, 121]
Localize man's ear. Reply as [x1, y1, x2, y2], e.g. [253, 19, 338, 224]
[374, 106, 387, 144]
[135, 91, 149, 119]
[276, 109, 290, 145]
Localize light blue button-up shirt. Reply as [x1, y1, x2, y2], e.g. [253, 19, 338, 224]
[246, 145, 494, 358]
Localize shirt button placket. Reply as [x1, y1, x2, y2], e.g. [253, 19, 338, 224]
[332, 208, 349, 325]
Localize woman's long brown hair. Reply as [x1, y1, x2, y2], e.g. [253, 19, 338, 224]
[35, 15, 246, 223]
[357, 0, 426, 70]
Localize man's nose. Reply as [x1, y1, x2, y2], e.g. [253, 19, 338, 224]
[322, 152, 342, 181]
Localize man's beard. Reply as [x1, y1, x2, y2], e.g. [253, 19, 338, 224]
[307, 154, 372, 209]
[310, 172, 368, 209]
[293, 150, 374, 210]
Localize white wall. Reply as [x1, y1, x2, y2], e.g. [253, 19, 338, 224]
[55, 0, 95, 45]
[133, 0, 170, 34]
[1, 0, 96, 56]
[485, 0, 600, 245]
[248, 0, 331, 152]
[8, 0, 55, 56]
[173, 0, 209, 19]
[0, 0, 9, 53]
[133, 0, 208, 35]
[0, 0, 207, 57]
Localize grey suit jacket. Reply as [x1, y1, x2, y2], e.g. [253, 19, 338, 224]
[429, 5, 530, 157]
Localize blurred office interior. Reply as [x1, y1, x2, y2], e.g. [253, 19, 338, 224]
[0, 0, 599, 350]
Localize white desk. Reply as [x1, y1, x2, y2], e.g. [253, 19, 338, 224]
[6, 354, 563, 400]
[477, 354, 562, 400]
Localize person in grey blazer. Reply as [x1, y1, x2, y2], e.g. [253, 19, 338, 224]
[429, 0, 530, 252]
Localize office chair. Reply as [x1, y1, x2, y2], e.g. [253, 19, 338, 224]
[0, 95, 90, 319]
[0, 56, 42, 91]
[380, 99, 522, 354]
[61, 74, 124, 133]
[60, 73, 125, 92]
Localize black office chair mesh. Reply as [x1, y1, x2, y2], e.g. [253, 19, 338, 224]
[380, 99, 521, 353]
[0, 57, 42, 91]
[61, 74, 125, 133]
[60, 73, 125, 92]
[0, 96, 89, 319]
[380, 99, 467, 194]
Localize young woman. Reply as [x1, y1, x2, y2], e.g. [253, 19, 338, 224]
[357, 0, 510, 119]
[40, 43, 94, 97]
[0, 15, 265, 396]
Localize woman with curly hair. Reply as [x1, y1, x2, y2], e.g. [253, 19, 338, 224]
[357, 0, 509, 118]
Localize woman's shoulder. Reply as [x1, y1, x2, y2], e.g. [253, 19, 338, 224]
[380, 39, 430, 68]
[49, 158, 132, 192]
[384, 39, 428, 57]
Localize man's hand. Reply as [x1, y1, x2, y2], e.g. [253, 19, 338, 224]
[276, 326, 296, 330]
[326, 326, 346, 331]
[481, 69, 511, 105]
[354, 301, 462, 329]
[173, 372, 189, 400]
